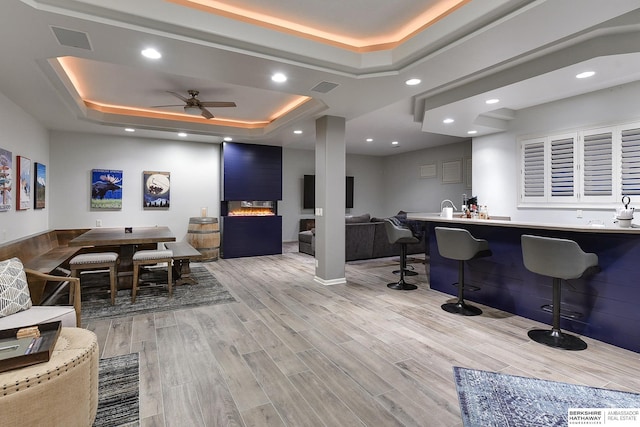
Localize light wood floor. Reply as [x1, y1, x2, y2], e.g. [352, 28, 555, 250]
[86, 245, 640, 427]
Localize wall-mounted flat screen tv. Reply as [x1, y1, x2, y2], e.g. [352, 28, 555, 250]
[303, 174, 354, 209]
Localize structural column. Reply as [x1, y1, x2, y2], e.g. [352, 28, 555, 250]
[314, 115, 346, 285]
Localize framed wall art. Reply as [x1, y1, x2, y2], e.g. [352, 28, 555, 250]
[16, 156, 31, 210]
[91, 169, 123, 209]
[143, 171, 170, 209]
[34, 162, 46, 209]
[0, 148, 12, 212]
[442, 159, 463, 184]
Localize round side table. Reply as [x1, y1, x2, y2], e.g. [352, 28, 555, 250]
[0, 327, 99, 427]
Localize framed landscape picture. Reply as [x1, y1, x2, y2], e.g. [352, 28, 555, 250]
[0, 148, 12, 212]
[17, 156, 31, 210]
[143, 171, 170, 209]
[34, 162, 46, 209]
[91, 169, 123, 209]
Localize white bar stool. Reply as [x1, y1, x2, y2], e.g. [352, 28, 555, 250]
[70, 252, 119, 305]
[131, 249, 173, 303]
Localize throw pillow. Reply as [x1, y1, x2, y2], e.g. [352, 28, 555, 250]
[0, 257, 33, 317]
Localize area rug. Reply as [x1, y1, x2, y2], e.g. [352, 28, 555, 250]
[81, 265, 236, 324]
[94, 353, 139, 427]
[453, 367, 640, 427]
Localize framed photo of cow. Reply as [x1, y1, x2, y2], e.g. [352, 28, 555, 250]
[91, 169, 123, 209]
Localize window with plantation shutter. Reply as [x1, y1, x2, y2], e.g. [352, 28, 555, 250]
[620, 126, 640, 196]
[549, 134, 576, 199]
[522, 139, 545, 199]
[519, 121, 640, 207]
[581, 129, 613, 200]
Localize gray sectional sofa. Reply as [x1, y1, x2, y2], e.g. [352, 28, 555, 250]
[298, 214, 426, 261]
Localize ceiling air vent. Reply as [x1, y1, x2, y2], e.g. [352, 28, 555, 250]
[311, 81, 339, 93]
[51, 26, 92, 50]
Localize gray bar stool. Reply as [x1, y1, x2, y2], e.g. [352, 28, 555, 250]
[384, 219, 419, 290]
[132, 249, 173, 302]
[435, 227, 491, 316]
[70, 252, 119, 305]
[521, 234, 598, 350]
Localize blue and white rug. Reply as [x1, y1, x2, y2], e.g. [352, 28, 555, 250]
[453, 367, 640, 427]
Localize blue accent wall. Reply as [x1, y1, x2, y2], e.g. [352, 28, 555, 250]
[222, 142, 282, 201]
[221, 142, 283, 258]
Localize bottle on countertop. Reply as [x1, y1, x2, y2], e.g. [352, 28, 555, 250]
[479, 205, 488, 219]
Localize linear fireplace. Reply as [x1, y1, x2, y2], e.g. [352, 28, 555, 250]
[224, 200, 276, 217]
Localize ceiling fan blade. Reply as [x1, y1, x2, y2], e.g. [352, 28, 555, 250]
[200, 107, 214, 119]
[150, 104, 184, 108]
[199, 101, 236, 108]
[167, 91, 189, 102]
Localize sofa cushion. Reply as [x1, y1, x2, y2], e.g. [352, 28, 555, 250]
[345, 213, 371, 224]
[0, 305, 77, 329]
[0, 257, 32, 317]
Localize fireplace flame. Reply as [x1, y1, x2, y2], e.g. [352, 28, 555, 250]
[229, 207, 275, 216]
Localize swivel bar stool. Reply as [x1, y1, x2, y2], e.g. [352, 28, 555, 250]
[521, 234, 598, 350]
[384, 218, 419, 290]
[435, 227, 492, 316]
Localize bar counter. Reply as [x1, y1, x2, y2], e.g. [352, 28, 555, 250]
[408, 213, 640, 353]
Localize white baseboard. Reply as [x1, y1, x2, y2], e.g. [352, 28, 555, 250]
[313, 276, 346, 286]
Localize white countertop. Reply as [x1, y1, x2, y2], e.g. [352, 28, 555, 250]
[407, 212, 640, 234]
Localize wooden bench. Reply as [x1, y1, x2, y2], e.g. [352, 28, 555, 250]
[164, 241, 202, 286]
[0, 229, 91, 303]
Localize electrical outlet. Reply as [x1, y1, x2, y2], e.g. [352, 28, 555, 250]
[315, 259, 319, 268]
[315, 207, 323, 216]
[96, 219, 102, 227]
[576, 210, 583, 218]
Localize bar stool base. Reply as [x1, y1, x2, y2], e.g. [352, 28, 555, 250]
[441, 301, 482, 316]
[393, 269, 418, 276]
[387, 281, 417, 291]
[528, 329, 587, 350]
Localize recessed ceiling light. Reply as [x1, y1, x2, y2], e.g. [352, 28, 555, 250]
[405, 78, 421, 86]
[485, 98, 500, 105]
[391, 141, 399, 146]
[293, 130, 303, 134]
[141, 48, 161, 59]
[223, 137, 233, 141]
[576, 71, 595, 79]
[272, 72, 287, 83]
[178, 132, 187, 137]
[467, 130, 478, 135]
[124, 128, 135, 132]
[365, 138, 373, 142]
[443, 118, 454, 124]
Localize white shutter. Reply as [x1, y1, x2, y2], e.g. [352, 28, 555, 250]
[549, 134, 576, 199]
[621, 126, 640, 196]
[521, 138, 545, 200]
[581, 129, 613, 201]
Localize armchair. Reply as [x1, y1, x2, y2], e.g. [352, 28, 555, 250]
[0, 258, 80, 329]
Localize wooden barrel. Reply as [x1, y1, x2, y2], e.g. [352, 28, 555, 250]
[186, 217, 220, 261]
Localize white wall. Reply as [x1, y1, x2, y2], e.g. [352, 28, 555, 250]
[474, 80, 640, 225]
[0, 92, 49, 243]
[49, 131, 220, 241]
[381, 140, 472, 216]
[281, 148, 386, 241]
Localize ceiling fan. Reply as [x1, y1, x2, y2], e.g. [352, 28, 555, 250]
[152, 89, 236, 119]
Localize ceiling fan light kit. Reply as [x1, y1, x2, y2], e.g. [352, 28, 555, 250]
[183, 105, 202, 116]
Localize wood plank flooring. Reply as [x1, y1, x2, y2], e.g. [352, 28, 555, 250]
[85, 245, 640, 426]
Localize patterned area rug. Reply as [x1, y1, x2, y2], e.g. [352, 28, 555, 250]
[94, 353, 139, 427]
[81, 265, 236, 324]
[453, 367, 640, 427]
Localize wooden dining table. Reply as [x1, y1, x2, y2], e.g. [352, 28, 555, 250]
[69, 226, 176, 289]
